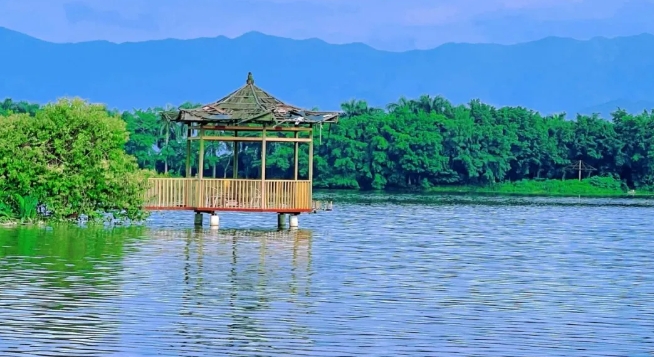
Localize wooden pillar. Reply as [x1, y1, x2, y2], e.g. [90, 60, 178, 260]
[198, 128, 205, 179]
[308, 126, 314, 205]
[261, 128, 267, 209]
[185, 127, 191, 177]
[233, 131, 239, 179]
[578, 160, 582, 181]
[198, 127, 205, 207]
[308, 127, 314, 182]
[293, 130, 299, 180]
[185, 126, 191, 208]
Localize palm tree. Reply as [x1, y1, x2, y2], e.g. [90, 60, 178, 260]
[431, 95, 453, 115]
[341, 99, 376, 117]
[386, 96, 413, 113]
[158, 105, 181, 174]
[416, 94, 433, 113]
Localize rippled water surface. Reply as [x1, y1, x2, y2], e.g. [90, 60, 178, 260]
[1, 194, 653, 356]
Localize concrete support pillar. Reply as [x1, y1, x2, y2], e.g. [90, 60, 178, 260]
[210, 213, 220, 229]
[277, 213, 287, 229]
[194, 212, 203, 227]
[289, 214, 299, 228]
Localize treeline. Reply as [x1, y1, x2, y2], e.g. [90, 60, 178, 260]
[2, 96, 653, 190]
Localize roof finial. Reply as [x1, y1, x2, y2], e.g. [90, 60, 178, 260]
[247, 72, 254, 85]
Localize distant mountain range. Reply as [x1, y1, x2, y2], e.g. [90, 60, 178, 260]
[2, 26, 654, 117]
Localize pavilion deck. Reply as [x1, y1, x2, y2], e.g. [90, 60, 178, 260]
[144, 178, 313, 213]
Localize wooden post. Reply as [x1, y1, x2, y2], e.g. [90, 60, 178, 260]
[308, 126, 314, 205]
[233, 131, 239, 179]
[198, 128, 205, 179]
[185, 126, 191, 207]
[261, 128, 267, 209]
[185, 127, 191, 178]
[198, 128, 205, 207]
[578, 160, 582, 181]
[294, 130, 299, 180]
[308, 127, 314, 182]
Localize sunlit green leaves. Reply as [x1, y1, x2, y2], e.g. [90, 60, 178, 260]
[0, 98, 152, 222]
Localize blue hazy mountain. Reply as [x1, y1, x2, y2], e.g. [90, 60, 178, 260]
[577, 99, 654, 119]
[1, 26, 654, 116]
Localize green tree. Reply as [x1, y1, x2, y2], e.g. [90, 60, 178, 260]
[0, 98, 152, 221]
[158, 107, 181, 174]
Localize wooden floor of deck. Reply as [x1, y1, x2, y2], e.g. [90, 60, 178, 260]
[144, 205, 314, 213]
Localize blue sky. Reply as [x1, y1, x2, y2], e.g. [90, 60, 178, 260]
[0, 0, 652, 51]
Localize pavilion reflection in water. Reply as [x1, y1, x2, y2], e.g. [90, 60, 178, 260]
[146, 227, 315, 348]
[148, 227, 313, 281]
[0, 226, 319, 354]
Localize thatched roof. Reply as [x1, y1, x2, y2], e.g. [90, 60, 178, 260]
[165, 73, 340, 126]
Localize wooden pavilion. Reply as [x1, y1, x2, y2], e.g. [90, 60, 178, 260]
[144, 73, 339, 226]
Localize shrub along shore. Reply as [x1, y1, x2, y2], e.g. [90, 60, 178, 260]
[1, 95, 653, 223]
[0, 99, 151, 224]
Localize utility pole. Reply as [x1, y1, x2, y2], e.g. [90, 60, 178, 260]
[563, 160, 597, 181]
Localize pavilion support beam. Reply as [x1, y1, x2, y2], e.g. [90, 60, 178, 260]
[261, 129, 267, 209]
[198, 128, 205, 179]
[268, 137, 312, 143]
[188, 136, 311, 143]
[199, 125, 312, 132]
[290, 214, 299, 228]
[198, 128, 205, 207]
[308, 127, 314, 182]
[277, 213, 287, 229]
[194, 212, 203, 227]
[185, 127, 191, 178]
[308, 127, 314, 207]
[294, 131, 299, 180]
[185, 126, 192, 208]
[210, 213, 220, 228]
[233, 132, 239, 179]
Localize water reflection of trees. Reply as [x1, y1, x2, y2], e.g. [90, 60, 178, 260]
[149, 228, 314, 351]
[0, 226, 317, 354]
[0, 225, 144, 352]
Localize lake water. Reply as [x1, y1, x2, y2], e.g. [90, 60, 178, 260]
[1, 193, 653, 356]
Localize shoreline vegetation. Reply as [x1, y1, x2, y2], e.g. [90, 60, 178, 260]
[2, 94, 654, 223]
[0, 99, 152, 225]
[318, 178, 652, 198]
[427, 179, 651, 197]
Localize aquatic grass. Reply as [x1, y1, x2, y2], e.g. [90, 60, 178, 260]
[0, 201, 13, 218]
[0, 194, 46, 224]
[15, 194, 39, 222]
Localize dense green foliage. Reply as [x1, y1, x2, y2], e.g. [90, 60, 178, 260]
[327, 97, 654, 192]
[2, 95, 653, 201]
[0, 99, 151, 222]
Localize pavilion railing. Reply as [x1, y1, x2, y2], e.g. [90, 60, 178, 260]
[145, 178, 188, 208]
[145, 178, 312, 211]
